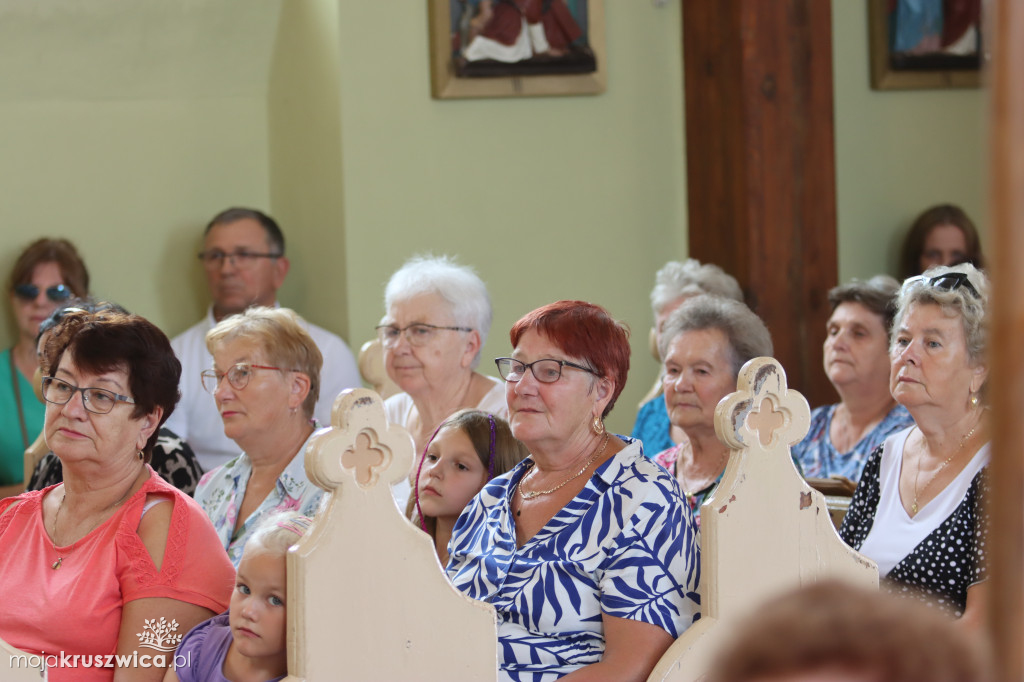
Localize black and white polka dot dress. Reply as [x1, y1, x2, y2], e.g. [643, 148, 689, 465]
[839, 436, 991, 617]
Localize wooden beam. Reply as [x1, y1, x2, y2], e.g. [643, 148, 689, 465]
[682, 0, 838, 407]
[987, 0, 1024, 678]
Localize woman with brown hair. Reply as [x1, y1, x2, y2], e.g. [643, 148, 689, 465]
[1, 238, 89, 493]
[899, 204, 984, 279]
[0, 307, 234, 681]
[408, 409, 528, 564]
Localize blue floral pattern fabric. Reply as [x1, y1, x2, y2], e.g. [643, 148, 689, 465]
[447, 438, 701, 682]
[792, 403, 913, 482]
[194, 428, 324, 566]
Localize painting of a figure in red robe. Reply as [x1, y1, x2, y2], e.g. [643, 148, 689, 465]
[450, 0, 597, 78]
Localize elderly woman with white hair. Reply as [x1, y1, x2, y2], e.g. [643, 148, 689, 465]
[632, 259, 744, 456]
[378, 255, 506, 509]
[653, 295, 772, 526]
[840, 264, 991, 624]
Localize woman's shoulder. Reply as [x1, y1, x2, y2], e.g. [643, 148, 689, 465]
[383, 392, 414, 424]
[605, 438, 683, 500]
[475, 375, 508, 417]
[809, 403, 837, 422]
[0, 486, 47, 526]
[130, 472, 229, 551]
[652, 442, 686, 469]
[194, 454, 251, 500]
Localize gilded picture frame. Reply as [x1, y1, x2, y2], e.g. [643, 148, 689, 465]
[428, 0, 606, 99]
[869, 0, 983, 90]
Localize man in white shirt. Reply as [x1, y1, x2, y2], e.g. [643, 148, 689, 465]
[166, 207, 360, 472]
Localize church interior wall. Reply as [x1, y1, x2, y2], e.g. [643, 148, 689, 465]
[0, 0, 987, 435]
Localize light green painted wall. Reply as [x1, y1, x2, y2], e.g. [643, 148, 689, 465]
[335, 1, 688, 433]
[0, 97, 270, 345]
[831, 2, 988, 281]
[267, 0, 350, 340]
[0, 1, 990, 436]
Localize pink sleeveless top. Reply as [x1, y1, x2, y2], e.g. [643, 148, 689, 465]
[0, 469, 234, 681]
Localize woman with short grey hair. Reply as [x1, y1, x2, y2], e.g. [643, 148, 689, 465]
[633, 260, 744, 456]
[653, 294, 771, 526]
[792, 275, 914, 482]
[841, 264, 991, 623]
[378, 255, 506, 509]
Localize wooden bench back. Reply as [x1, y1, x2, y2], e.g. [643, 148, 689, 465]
[284, 388, 497, 681]
[650, 357, 878, 681]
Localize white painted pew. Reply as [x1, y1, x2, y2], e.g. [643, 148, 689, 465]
[649, 358, 877, 681]
[0, 639, 46, 680]
[285, 388, 497, 681]
[287, 357, 882, 680]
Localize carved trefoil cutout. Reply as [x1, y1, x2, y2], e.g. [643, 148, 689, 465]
[650, 358, 878, 682]
[285, 388, 498, 682]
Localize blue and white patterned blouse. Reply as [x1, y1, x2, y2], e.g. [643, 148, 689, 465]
[792, 403, 914, 482]
[447, 438, 701, 682]
[194, 428, 325, 566]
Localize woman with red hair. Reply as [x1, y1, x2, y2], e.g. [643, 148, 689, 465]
[448, 300, 700, 681]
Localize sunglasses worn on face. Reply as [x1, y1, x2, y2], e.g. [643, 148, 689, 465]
[14, 283, 72, 303]
[904, 272, 980, 300]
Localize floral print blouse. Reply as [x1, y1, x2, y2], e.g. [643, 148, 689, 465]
[194, 429, 324, 566]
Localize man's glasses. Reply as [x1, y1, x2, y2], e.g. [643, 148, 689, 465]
[375, 323, 472, 348]
[903, 272, 980, 300]
[14, 283, 72, 303]
[197, 250, 282, 270]
[201, 363, 297, 394]
[42, 376, 135, 415]
[495, 358, 598, 383]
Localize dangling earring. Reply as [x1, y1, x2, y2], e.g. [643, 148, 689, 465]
[592, 415, 606, 436]
[970, 393, 980, 409]
[138, 451, 144, 461]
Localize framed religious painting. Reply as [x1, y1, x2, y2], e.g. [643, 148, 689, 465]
[869, 0, 983, 90]
[428, 0, 606, 99]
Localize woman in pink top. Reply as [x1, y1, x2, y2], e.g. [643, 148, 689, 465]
[0, 307, 234, 681]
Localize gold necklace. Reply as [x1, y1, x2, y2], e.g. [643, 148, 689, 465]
[518, 433, 610, 502]
[49, 468, 144, 569]
[910, 422, 980, 515]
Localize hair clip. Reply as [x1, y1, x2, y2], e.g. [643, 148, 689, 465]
[276, 516, 313, 536]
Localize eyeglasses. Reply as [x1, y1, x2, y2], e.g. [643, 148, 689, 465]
[903, 272, 980, 300]
[41, 376, 135, 414]
[14, 283, 72, 303]
[197, 249, 282, 269]
[375, 323, 472, 348]
[495, 357, 598, 383]
[201, 363, 297, 394]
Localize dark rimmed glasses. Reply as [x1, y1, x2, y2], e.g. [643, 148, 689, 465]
[201, 363, 298, 394]
[495, 357, 598, 383]
[14, 283, 72, 304]
[904, 272, 980, 300]
[42, 376, 136, 414]
[197, 250, 282, 270]
[375, 323, 473, 348]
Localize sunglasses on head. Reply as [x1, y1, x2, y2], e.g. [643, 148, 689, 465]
[904, 272, 980, 300]
[14, 283, 72, 303]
